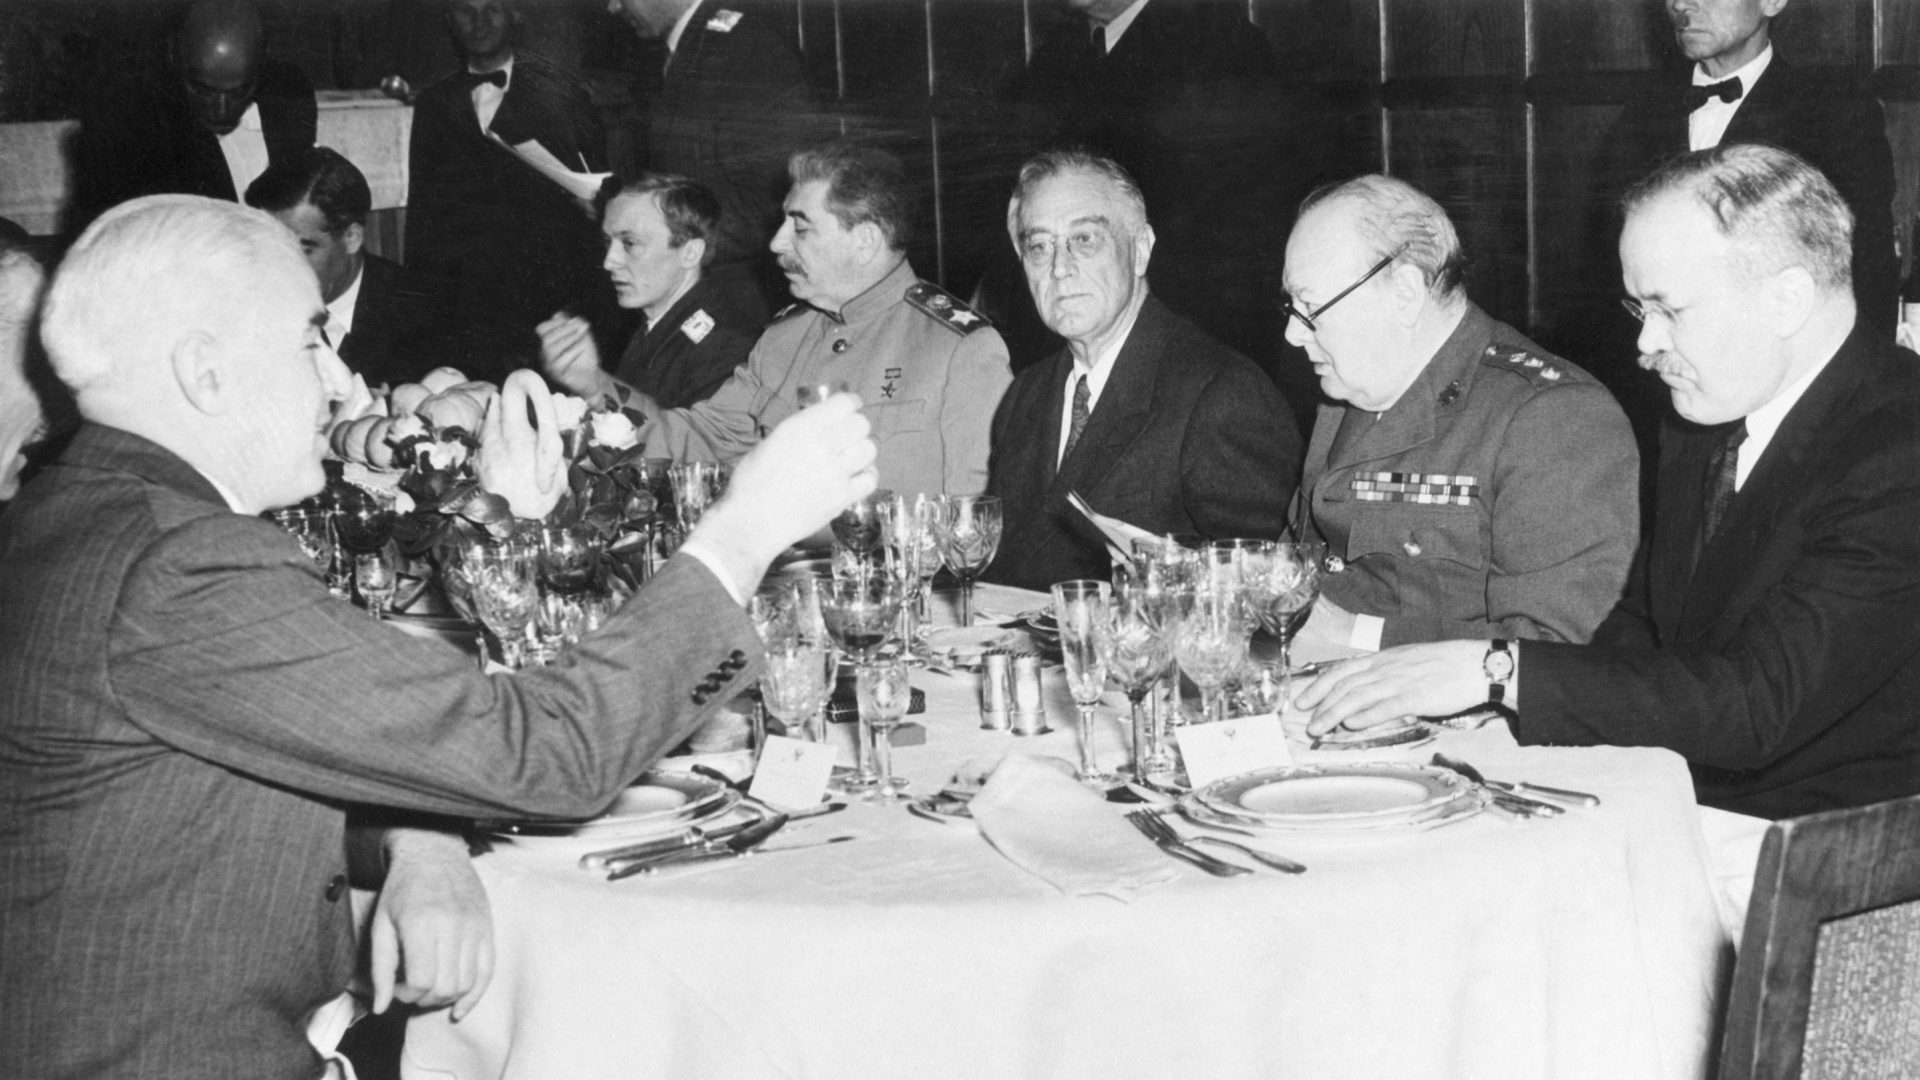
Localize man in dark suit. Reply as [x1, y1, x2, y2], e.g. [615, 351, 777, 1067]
[538, 173, 757, 409]
[1286, 176, 1639, 649]
[246, 147, 448, 388]
[981, 150, 1300, 592]
[406, 0, 613, 382]
[610, 0, 828, 326]
[1300, 145, 1920, 822]
[0, 194, 877, 1079]
[65, 0, 317, 237]
[1566, 0, 1899, 441]
[1005, 0, 1327, 423]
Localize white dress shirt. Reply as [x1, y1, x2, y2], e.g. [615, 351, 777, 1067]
[1099, 0, 1152, 51]
[470, 57, 512, 133]
[1736, 347, 1834, 490]
[1055, 303, 1142, 466]
[216, 102, 269, 200]
[325, 262, 364, 349]
[1690, 45, 1772, 152]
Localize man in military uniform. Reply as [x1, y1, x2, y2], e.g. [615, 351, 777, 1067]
[539, 173, 756, 409]
[1284, 175, 1639, 648]
[633, 142, 1012, 496]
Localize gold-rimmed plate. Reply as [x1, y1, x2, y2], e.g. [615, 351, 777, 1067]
[1192, 763, 1480, 831]
[485, 771, 739, 848]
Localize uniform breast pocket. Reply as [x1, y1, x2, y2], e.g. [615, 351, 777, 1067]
[1345, 502, 1487, 570]
[866, 397, 927, 453]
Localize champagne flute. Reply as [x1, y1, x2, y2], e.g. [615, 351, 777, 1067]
[857, 650, 912, 802]
[933, 494, 1003, 628]
[883, 493, 942, 658]
[1053, 579, 1115, 787]
[1126, 536, 1199, 730]
[354, 549, 397, 621]
[1101, 584, 1176, 780]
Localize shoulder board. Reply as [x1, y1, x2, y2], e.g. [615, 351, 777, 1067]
[707, 10, 743, 32]
[905, 282, 991, 336]
[1480, 344, 1566, 385]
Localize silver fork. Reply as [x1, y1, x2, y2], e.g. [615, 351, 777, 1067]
[1144, 810, 1306, 874]
[1124, 810, 1251, 877]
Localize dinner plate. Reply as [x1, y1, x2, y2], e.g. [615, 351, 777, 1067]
[485, 771, 739, 849]
[1308, 717, 1436, 752]
[1193, 763, 1480, 831]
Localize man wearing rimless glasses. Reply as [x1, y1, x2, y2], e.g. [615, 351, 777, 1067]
[1282, 175, 1639, 651]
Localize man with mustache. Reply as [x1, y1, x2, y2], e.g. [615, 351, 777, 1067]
[1298, 145, 1920, 824]
[630, 141, 1013, 497]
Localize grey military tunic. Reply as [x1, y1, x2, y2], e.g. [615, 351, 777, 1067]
[1295, 304, 1640, 647]
[636, 259, 1012, 496]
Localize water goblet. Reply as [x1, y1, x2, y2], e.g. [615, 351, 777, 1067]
[1175, 581, 1248, 725]
[933, 494, 1003, 628]
[759, 633, 834, 745]
[1254, 541, 1326, 686]
[466, 542, 539, 669]
[668, 462, 728, 531]
[857, 650, 913, 801]
[530, 523, 604, 662]
[354, 549, 398, 620]
[1101, 585, 1176, 780]
[1053, 579, 1115, 787]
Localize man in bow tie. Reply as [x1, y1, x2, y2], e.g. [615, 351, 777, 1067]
[405, 0, 615, 383]
[1299, 144, 1920, 825]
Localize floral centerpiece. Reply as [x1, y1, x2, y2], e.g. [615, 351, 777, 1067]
[322, 366, 671, 619]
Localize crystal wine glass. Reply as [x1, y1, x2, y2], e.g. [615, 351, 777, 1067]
[759, 634, 834, 745]
[668, 462, 728, 531]
[882, 493, 942, 657]
[1053, 579, 1114, 787]
[466, 542, 539, 669]
[269, 508, 335, 579]
[830, 488, 891, 581]
[1174, 581, 1248, 725]
[530, 523, 603, 662]
[1101, 583, 1176, 780]
[1254, 541, 1326, 687]
[821, 574, 903, 790]
[331, 484, 397, 556]
[354, 549, 397, 621]
[1125, 537, 1200, 731]
[857, 650, 912, 801]
[933, 494, 1002, 628]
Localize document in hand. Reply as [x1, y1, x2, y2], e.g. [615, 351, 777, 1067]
[1066, 490, 1155, 566]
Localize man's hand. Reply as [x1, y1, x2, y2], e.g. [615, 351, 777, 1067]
[536, 312, 613, 400]
[687, 392, 877, 593]
[368, 829, 494, 1021]
[1292, 640, 1489, 738]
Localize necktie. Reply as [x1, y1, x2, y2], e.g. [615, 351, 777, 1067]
[1701, 420, 1748, 546]
[463, 69, 507, 90]
[1682, 77, 1742, 112]
[1063, 374, 1091, 460]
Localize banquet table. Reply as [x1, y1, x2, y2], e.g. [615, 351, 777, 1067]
[402, 584, 1731, 1080]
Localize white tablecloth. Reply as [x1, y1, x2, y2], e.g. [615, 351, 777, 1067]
[403, 586, 1730, 1080]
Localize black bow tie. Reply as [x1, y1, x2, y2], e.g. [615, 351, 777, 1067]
[462, 69, 507, 90]
[1683, 77, 1742, 112]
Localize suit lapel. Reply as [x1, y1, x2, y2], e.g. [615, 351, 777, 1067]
[1051, 298, 1165, 496]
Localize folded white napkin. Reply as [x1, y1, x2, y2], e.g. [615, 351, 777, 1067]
[968, 754, 1178, 902]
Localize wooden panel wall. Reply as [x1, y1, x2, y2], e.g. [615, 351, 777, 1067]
[795, 0, 1920, 343]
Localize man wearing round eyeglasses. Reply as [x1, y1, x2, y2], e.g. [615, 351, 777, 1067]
[981, 149, 1300, 591]
[1298, 144, 1920, 825]
[1283, 175, 1638, 650]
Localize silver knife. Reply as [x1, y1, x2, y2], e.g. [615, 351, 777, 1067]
[633, 834, 856, 877]
[605, 812, 790, 880]
[1432, 753, 1563, 817]
[1125, 813, 1252, 877]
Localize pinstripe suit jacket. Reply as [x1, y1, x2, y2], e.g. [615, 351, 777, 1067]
[0, 424, 759, 1079]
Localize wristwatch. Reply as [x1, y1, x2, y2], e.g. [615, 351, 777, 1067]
[1483, 639, 1514, 707]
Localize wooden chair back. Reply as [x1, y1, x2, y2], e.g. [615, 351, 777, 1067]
[1719, 792, 1920, 1079]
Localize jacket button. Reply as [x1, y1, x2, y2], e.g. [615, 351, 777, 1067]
[692, 689, 711, 704]
[831, 338, 849, 353]
[728, 649, 746, 664]
[325, 874, 347, 903]
[1402, 540, 1422, 557]
[701, 677, 724, 693]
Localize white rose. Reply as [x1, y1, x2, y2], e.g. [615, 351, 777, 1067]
[588, 409, 640, 450]
[551, 393, 590, 434]
[418, 437, 470, 472]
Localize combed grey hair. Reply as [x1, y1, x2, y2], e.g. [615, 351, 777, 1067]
[42, 194, 303, 393]
[1623, 142, 1854, 292]
[1297, 174, 1466, 301]
[1005, 148, 1149, 242]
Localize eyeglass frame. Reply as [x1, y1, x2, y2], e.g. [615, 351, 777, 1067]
[1282, 245, 1408, 332]
[1620, 297, 1679, 325]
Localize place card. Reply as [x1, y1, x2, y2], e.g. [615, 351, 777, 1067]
[748, 736, 836, 811]
[1174, 714, 1294, 788]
